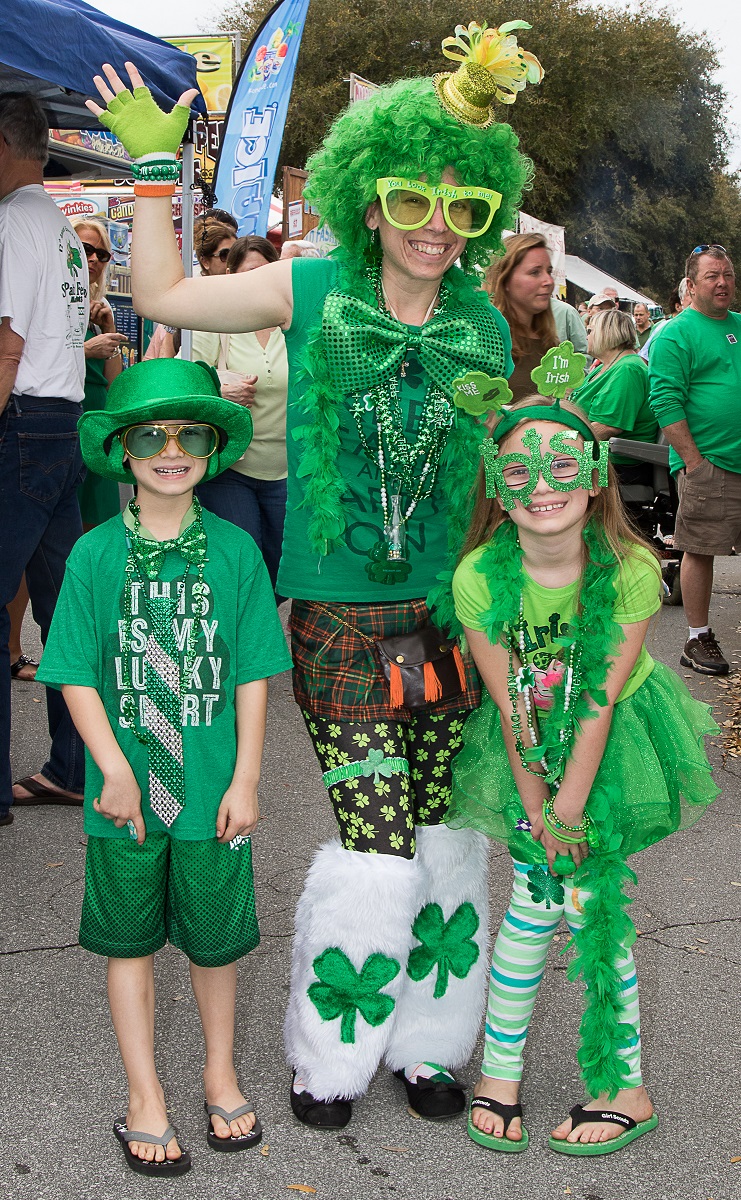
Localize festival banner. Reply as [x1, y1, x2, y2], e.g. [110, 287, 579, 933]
[167, 37, 234, 114]
[212, 0, 311, 235]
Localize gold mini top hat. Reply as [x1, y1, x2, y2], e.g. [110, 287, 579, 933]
[434, 20, 544, 127]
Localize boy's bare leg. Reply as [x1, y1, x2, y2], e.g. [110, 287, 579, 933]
[108, 956, 183, 1163]
[190, 961, 256, 1139]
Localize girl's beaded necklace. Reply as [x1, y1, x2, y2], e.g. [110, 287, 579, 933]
[506, 591, 583, 786]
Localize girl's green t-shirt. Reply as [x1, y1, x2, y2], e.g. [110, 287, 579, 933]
[37, 510, 293, 840]
[452, 541, 662, 703]
[278, 257, 513, 602]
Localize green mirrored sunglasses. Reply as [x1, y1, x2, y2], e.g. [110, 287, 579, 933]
[121, 423, 219, 461]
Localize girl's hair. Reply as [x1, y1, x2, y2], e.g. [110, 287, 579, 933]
[70, 218, 112, 305]
[588, 309, 638, 357]
[226, 235, 279, 272]
[460, 395, 658, 571]
[304, 77, 531, 275]
[193, 216, 235, 267]
[485, 233, 558, 360]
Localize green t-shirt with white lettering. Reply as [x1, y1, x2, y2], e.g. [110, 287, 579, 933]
[452, 540, 661, 703]
[37, 509, 293, 839]
[278, 258, 513, 602]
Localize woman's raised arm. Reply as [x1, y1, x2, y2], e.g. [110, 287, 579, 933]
[86, 62, 294, 334]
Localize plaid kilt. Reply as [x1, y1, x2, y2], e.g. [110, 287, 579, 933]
[289, 598, 481, 722]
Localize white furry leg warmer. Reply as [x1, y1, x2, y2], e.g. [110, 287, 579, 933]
[284, 840, 422, 1102]
[384, 824, 489, 1073]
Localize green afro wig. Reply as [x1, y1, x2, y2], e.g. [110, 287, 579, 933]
[304, 76, 533, 274]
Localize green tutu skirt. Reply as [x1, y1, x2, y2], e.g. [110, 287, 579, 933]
[448, 661, 719, 864]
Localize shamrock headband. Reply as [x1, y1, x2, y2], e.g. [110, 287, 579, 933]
[434, 20, 544, 127]
[480, 341, 610, 509]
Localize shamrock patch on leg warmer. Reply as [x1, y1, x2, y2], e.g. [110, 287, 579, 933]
[385, 824, 489, 1073]
[284, 840, 422, 1101]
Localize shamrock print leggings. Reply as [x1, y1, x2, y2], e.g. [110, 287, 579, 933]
[301, 709, 468, 858]
[483, 859, 642, 1085]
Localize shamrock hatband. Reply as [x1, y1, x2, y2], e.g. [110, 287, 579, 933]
[481, 424, 609, 510]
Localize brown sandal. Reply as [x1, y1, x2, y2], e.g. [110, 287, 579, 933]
[12, 776, 83, 806]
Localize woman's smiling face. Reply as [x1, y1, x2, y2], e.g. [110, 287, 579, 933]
[365, 168, 468, 287]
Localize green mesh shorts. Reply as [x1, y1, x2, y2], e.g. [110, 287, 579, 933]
[79, 833, 259, 967]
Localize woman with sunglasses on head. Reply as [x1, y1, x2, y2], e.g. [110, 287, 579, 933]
[71, 218, 127, 528]
[86, 21, 543, 1130]
[486, 232, 558, 401]
[194, 236, 289, 599]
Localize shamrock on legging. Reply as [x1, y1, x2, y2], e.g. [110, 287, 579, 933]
[406, 902, 480, 999]
[308, 948, 400, 1043]
[526, 864, 565, 909]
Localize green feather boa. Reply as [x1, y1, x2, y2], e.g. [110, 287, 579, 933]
[291, 254, 489, 588]
[474, 517, 642, 1100]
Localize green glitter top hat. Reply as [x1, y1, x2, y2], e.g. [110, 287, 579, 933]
[433, 20, 544, 128]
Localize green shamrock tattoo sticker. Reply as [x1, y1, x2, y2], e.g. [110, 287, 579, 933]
[406, 901, 480, 999]
[530, 341, 587, 399]
[452, 372, 513, 417]
[308, 948, 400, 1043]
[526, 864, 565, 909]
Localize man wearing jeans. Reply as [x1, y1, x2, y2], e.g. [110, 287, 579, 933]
[649, 245, 741, 675]
[0, 93, 88, 824]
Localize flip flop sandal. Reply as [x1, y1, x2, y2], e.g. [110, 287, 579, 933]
[11, 655, 39, 681]
[205, 1101, 263, 1151]
[113, 1118, 191, 1177]
[467, 1096, 529, 1152]
[11, 776, 83, 806]
[548, 1103, 659, 1156]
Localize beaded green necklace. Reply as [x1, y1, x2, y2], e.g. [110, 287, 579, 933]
[119, 498, 209, 743]
[293, 259, 502, 596]
[476, 518, 623, 777]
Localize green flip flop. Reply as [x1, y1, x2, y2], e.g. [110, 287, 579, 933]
[467, 1096, 529, 1152]
[548, 1103, 658, 1156]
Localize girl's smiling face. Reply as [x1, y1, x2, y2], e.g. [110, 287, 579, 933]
[496, 420, 597, 535]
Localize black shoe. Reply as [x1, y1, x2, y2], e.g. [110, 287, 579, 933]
[0, 811, 13, 827]
[290, 1073, 352, 1129]
[680, 629, 729, 675]
[394, 1068, 465, 1120]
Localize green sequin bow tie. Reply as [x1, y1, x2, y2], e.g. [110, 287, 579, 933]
[322, 290, 506, 397]
[127, 515, 208, 579]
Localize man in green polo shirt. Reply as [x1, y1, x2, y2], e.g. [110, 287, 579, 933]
[649, 245, 741, 675]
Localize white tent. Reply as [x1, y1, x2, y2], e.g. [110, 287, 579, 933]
[565, 255, 657, 306]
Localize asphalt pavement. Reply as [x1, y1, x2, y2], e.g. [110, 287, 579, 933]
[1, 568, 740, 1200]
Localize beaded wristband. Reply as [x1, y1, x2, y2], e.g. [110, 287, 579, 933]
[541, 806, 585, 844]
[131, 161, 181, 181]
[544, 795, 589, 834]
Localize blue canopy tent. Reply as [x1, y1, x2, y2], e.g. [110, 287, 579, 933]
[0, 0, 206, 178]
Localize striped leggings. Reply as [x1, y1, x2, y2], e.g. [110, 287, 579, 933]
[483, 859, 642, 1088]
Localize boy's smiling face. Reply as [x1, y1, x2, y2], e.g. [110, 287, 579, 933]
[123, 420, 210, 499]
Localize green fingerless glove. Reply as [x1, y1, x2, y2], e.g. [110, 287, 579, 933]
[98, 86, 191, 159]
